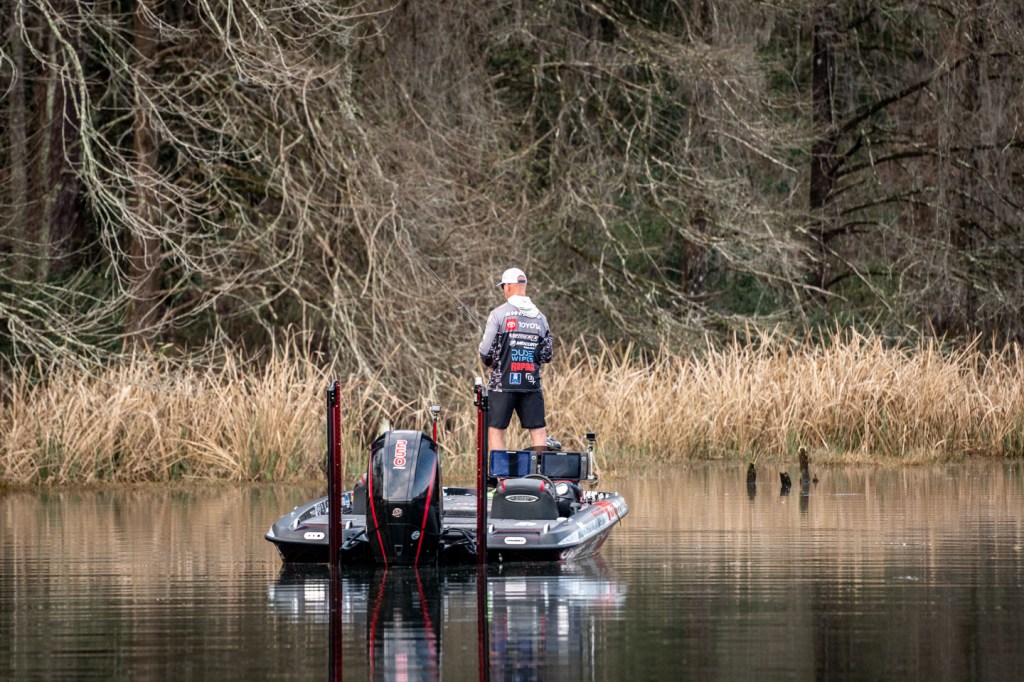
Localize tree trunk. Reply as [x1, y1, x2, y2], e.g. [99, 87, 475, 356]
[679, 0, 714, 298]
[124, 0, 162, 344]
[6, 13, 30, 280]
[48, 2, 84, 279]
[43, 0, 83, 279]
[951, 0, 983, 335]
[808, 5, 838, 293]
[26, 27, 62, 282]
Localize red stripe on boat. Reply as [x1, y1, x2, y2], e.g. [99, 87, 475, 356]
[594, 499, 618, 520]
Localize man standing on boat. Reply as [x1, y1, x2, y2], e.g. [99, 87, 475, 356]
[479, 267, 553, 452]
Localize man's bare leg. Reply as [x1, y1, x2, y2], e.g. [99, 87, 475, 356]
[529, 427, 547, 450]
[488, 427, 506, 451]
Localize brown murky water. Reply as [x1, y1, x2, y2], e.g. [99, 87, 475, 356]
[3, 463, 1024, 680]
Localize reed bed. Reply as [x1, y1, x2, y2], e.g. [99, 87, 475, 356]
[546, 332, 1024, 472]
[2, 332, 1023, 486]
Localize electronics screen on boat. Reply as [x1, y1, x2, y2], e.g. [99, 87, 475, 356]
[540, 452, 582, 480]
[489, 450, 533, 478]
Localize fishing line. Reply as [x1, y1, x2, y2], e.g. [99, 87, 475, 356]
[408, 246, 486, 331]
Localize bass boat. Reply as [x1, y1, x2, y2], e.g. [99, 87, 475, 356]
[265, 381, 629, 566]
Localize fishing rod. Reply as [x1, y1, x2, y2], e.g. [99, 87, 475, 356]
[409, 248, 486, 331]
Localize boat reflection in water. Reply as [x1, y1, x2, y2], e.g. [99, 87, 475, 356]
[267, 557, 625, 680]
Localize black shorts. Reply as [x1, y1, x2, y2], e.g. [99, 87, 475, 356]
[488, 391, 546, 430]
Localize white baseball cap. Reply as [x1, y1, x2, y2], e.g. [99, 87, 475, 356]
[497, 267, 528, 288]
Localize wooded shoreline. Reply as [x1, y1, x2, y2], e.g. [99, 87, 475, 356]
[4, 4, 1024, 487]
[4, 2, 1024, 371]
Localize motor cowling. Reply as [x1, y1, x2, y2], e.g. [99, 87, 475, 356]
[365, 430, 443, 566]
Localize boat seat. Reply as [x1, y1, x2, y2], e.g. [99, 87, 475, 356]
[490, 477, 560, 521]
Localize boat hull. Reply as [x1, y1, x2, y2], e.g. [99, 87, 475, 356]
[265, 488, 628, 565]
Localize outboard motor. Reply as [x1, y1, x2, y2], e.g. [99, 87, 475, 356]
[365, 430, 443, 566]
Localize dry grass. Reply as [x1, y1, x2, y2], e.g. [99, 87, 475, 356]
[546, 331, 1024, 474]
[2, 331, 1023, 485]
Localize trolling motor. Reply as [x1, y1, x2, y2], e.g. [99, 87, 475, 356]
[585, 432, 602, 489]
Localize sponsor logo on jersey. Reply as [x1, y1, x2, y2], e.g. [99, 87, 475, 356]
[510, 362, 535, 372]
[505, 318, 518, 331]
[509, 373, 521, 385]
[516, 320, 542, 331]
[511, 348, 535, 362]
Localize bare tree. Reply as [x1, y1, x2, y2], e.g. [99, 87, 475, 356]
[1, 0, 1023, 378]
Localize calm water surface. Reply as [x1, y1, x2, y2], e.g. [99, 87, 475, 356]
[3, 463, 1024, 680]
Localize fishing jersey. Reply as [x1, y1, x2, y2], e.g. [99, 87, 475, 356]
[478, 301, 553, 392]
